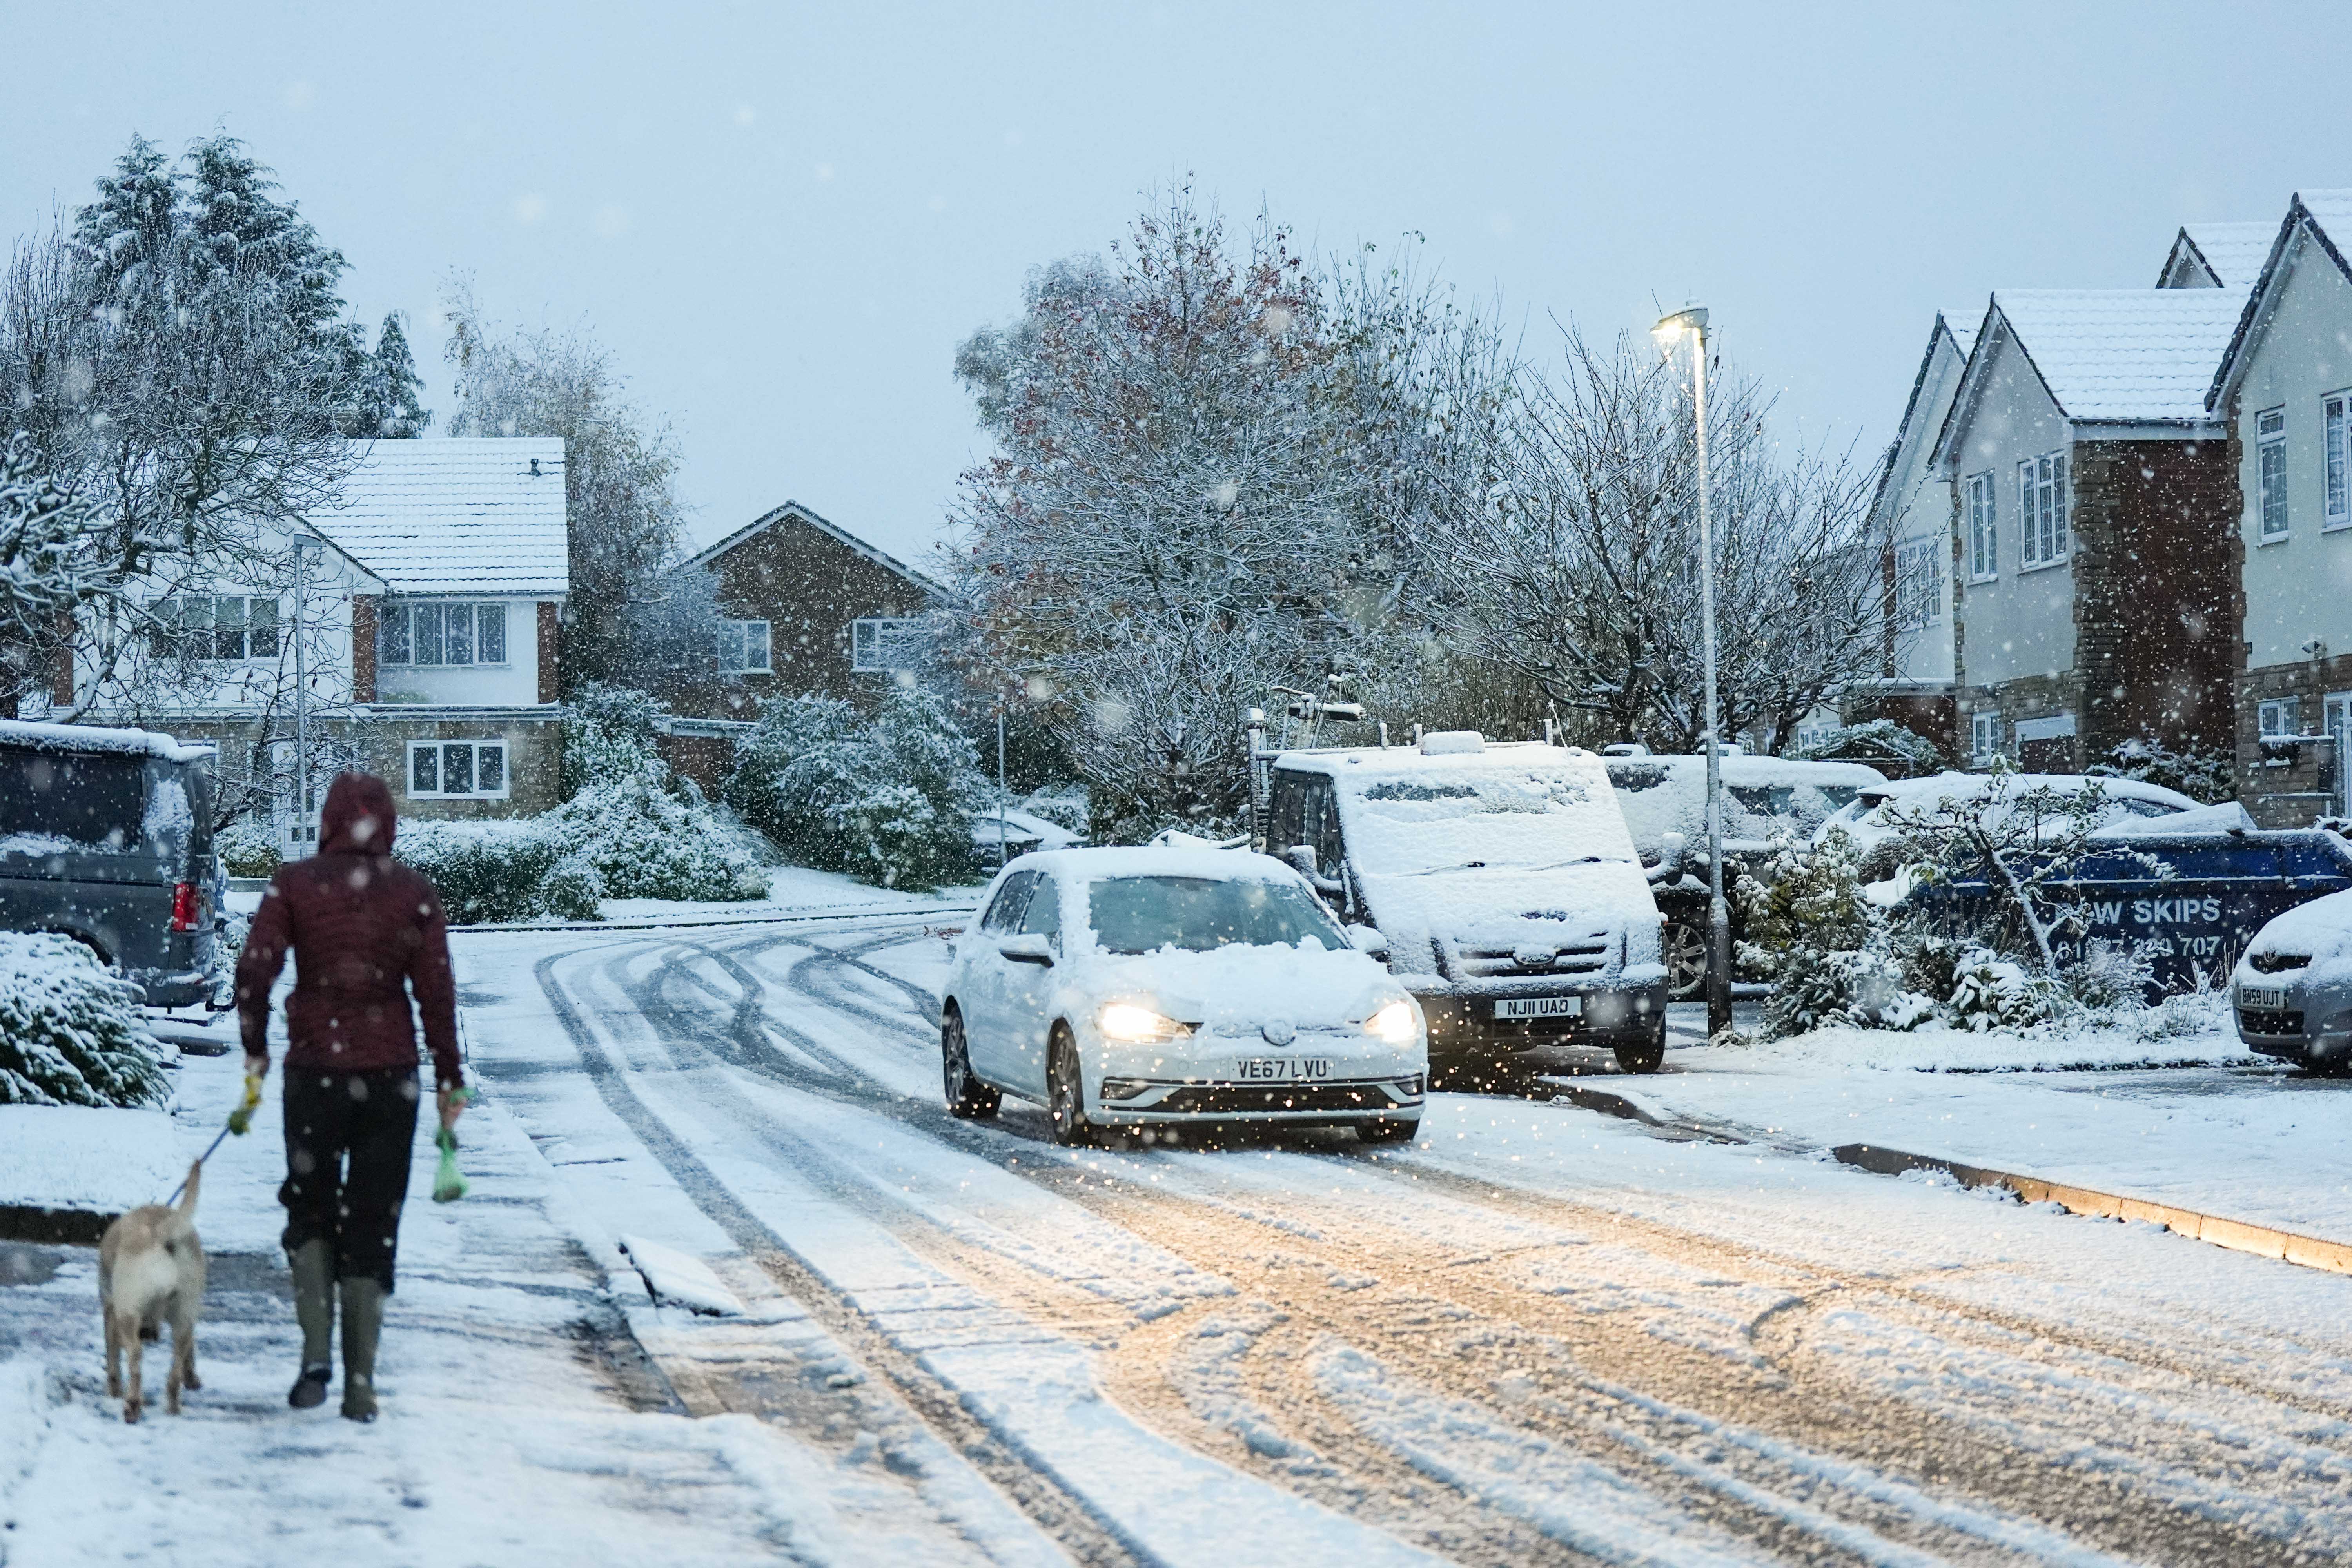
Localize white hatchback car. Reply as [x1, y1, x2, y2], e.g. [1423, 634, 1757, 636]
[940, 847, 1429, 1146]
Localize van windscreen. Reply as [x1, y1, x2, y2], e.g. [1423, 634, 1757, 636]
[0, 747, 149, 849]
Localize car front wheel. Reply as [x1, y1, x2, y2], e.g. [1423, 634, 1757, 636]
[1047, 1027, 1096, 1147]
[942, 1007, 1000, 1119]
[1613, 1021, 1667, 1075]
[1661, 920, 1707, 1001]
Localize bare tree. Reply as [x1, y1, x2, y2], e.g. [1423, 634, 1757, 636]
[1423, 326, 1900, 753]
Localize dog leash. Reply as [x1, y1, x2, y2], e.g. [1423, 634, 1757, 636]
[163, 1073, 263, 1208]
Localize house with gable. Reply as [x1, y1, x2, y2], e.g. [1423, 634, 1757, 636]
[1860, 307, 1980, 758]
[2159, 221, 2278, 290]
[652, 499, 943, 789]
[47, 438, 571, 843]
[2205, 190, 2352, 822]
[1931, 287, 2247, 771]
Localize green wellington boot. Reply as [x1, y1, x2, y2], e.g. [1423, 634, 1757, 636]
[287, 1240, 335, 1409]
[338, 1277, 386, 1423]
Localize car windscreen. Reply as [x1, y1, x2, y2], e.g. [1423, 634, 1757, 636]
[0, 746, 149, 849]
[1337, 769, 1632, 877]
[1087, 875, 1347, 955]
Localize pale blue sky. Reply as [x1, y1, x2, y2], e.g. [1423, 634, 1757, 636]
[6, 2, 2341, 565]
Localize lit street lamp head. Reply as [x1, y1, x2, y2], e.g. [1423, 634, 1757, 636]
[1652, 304, 1708, 347]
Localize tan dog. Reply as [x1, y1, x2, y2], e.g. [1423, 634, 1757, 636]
[98, 1161, 206, 1423]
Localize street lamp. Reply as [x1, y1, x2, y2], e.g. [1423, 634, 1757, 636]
[1653, 304, 1731, 1038]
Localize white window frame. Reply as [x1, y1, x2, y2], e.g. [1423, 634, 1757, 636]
[1965, 473, 1998, 582]
[404, 739, 511, 800]
[1969, 710, 2003, 764]
[1893, 534, 1942, 629]
[2016, 450, 2069, 570]
[2325, 392, 2349, 532]
[2258, 406, 2289, 542]
[381, 601, 512, 668]
[2258, 696, 2303, 738]
[155, 594, 281, 663]
[717, 618, 773, 673]
[850, 616, 925, 673]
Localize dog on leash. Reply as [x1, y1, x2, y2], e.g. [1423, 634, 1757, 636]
[98, 1161, 206, 1423]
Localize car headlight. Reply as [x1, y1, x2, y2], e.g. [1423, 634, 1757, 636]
[1099, 1003, 1192, 1042]
[1364, 998, 1418, 1045]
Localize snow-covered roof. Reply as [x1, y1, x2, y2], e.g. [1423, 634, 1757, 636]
[684, 499, 942, 594]
[2209, 191, 2352, 412]
[311, 439, 570, 597]
[0, 719, 214, 764]
[2161, 222, 2277, 289]
[1942, 308, 1979, 359]
[1983, 289, 2247, 425]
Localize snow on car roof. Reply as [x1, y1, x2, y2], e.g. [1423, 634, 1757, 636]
[1855, 771, 2198, 810]
[0, 719, 215, 765]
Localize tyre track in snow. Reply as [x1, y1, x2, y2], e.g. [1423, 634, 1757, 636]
[736, 929, 2352, 1566]
[524, 925, 2352, 1565]
[524, 933, 1145, 1568]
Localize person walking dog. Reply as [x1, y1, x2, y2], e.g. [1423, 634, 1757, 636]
[236, 771, 466, 1422]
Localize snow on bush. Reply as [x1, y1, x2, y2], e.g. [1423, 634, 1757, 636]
[541, 772, 765, 903]
[727, 687, 985, 890]
[216, 815, 281, 878]
[562, 682, 669, 797]
[1788, 718, 1947, 773]
[2087, 737, 2234, 806]
[394, 820, 561, 925]
[0, 932, 169, 1108]
[537, 852, 606, 922]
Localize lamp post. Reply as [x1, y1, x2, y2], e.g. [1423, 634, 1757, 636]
[1653, 304, 1731, 1038]
[291, 534, 316, 855]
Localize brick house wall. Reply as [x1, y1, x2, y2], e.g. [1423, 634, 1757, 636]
[2070, 437, 2243, 762]
[1952, 436, 2241, 772]
[2238, 653, 2352, 825]
[663, 507, 932, 721]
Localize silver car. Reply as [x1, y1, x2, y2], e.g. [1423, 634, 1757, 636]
[2233, 888, 2352, 1074]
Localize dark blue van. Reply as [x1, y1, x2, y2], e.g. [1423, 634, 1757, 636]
[1906, 827, 2352, 996]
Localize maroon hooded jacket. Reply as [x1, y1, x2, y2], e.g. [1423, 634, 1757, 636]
[236, 772, 462, 1087]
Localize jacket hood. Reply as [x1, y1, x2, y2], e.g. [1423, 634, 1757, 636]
[318, 771, 397, 855]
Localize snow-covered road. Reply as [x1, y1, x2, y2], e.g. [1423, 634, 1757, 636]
[461, 915, 2352, 1566]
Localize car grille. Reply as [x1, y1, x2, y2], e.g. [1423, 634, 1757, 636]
[2249, 951, 2312, 974]
[1454, 938, 1612, 980]
[2239, 1007, 2305, 1036]
[1152, 1081, 1414, 1115]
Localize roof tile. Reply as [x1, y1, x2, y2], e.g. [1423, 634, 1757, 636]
[1993, 289, 2247, 423]
[312, 439, 570, 596]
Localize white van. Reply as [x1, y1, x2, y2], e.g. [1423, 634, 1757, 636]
[1264, 733, 1668, 1081]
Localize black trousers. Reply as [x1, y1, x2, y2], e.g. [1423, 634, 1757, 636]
[279, 1065, 421, 1291]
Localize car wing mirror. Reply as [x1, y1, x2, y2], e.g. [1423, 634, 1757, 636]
[1282, 844, 1318, 877]
[1345, 924, 1391, 958]
[998, 934, 1055, 966]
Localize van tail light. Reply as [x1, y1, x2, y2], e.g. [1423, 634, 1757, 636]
[170, 882, 201, 933]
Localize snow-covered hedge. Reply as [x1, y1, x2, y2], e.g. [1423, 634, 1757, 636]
[216, 815, 281, 878]
[395, 820, 563, 925]
[0, 932, 170, 1108]
[727, 687, 986, 890]
[562, 682, 669, 797]
[541, 773, 766, 903]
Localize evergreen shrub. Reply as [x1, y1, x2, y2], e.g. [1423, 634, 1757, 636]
[0, 932, 170, 1107]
